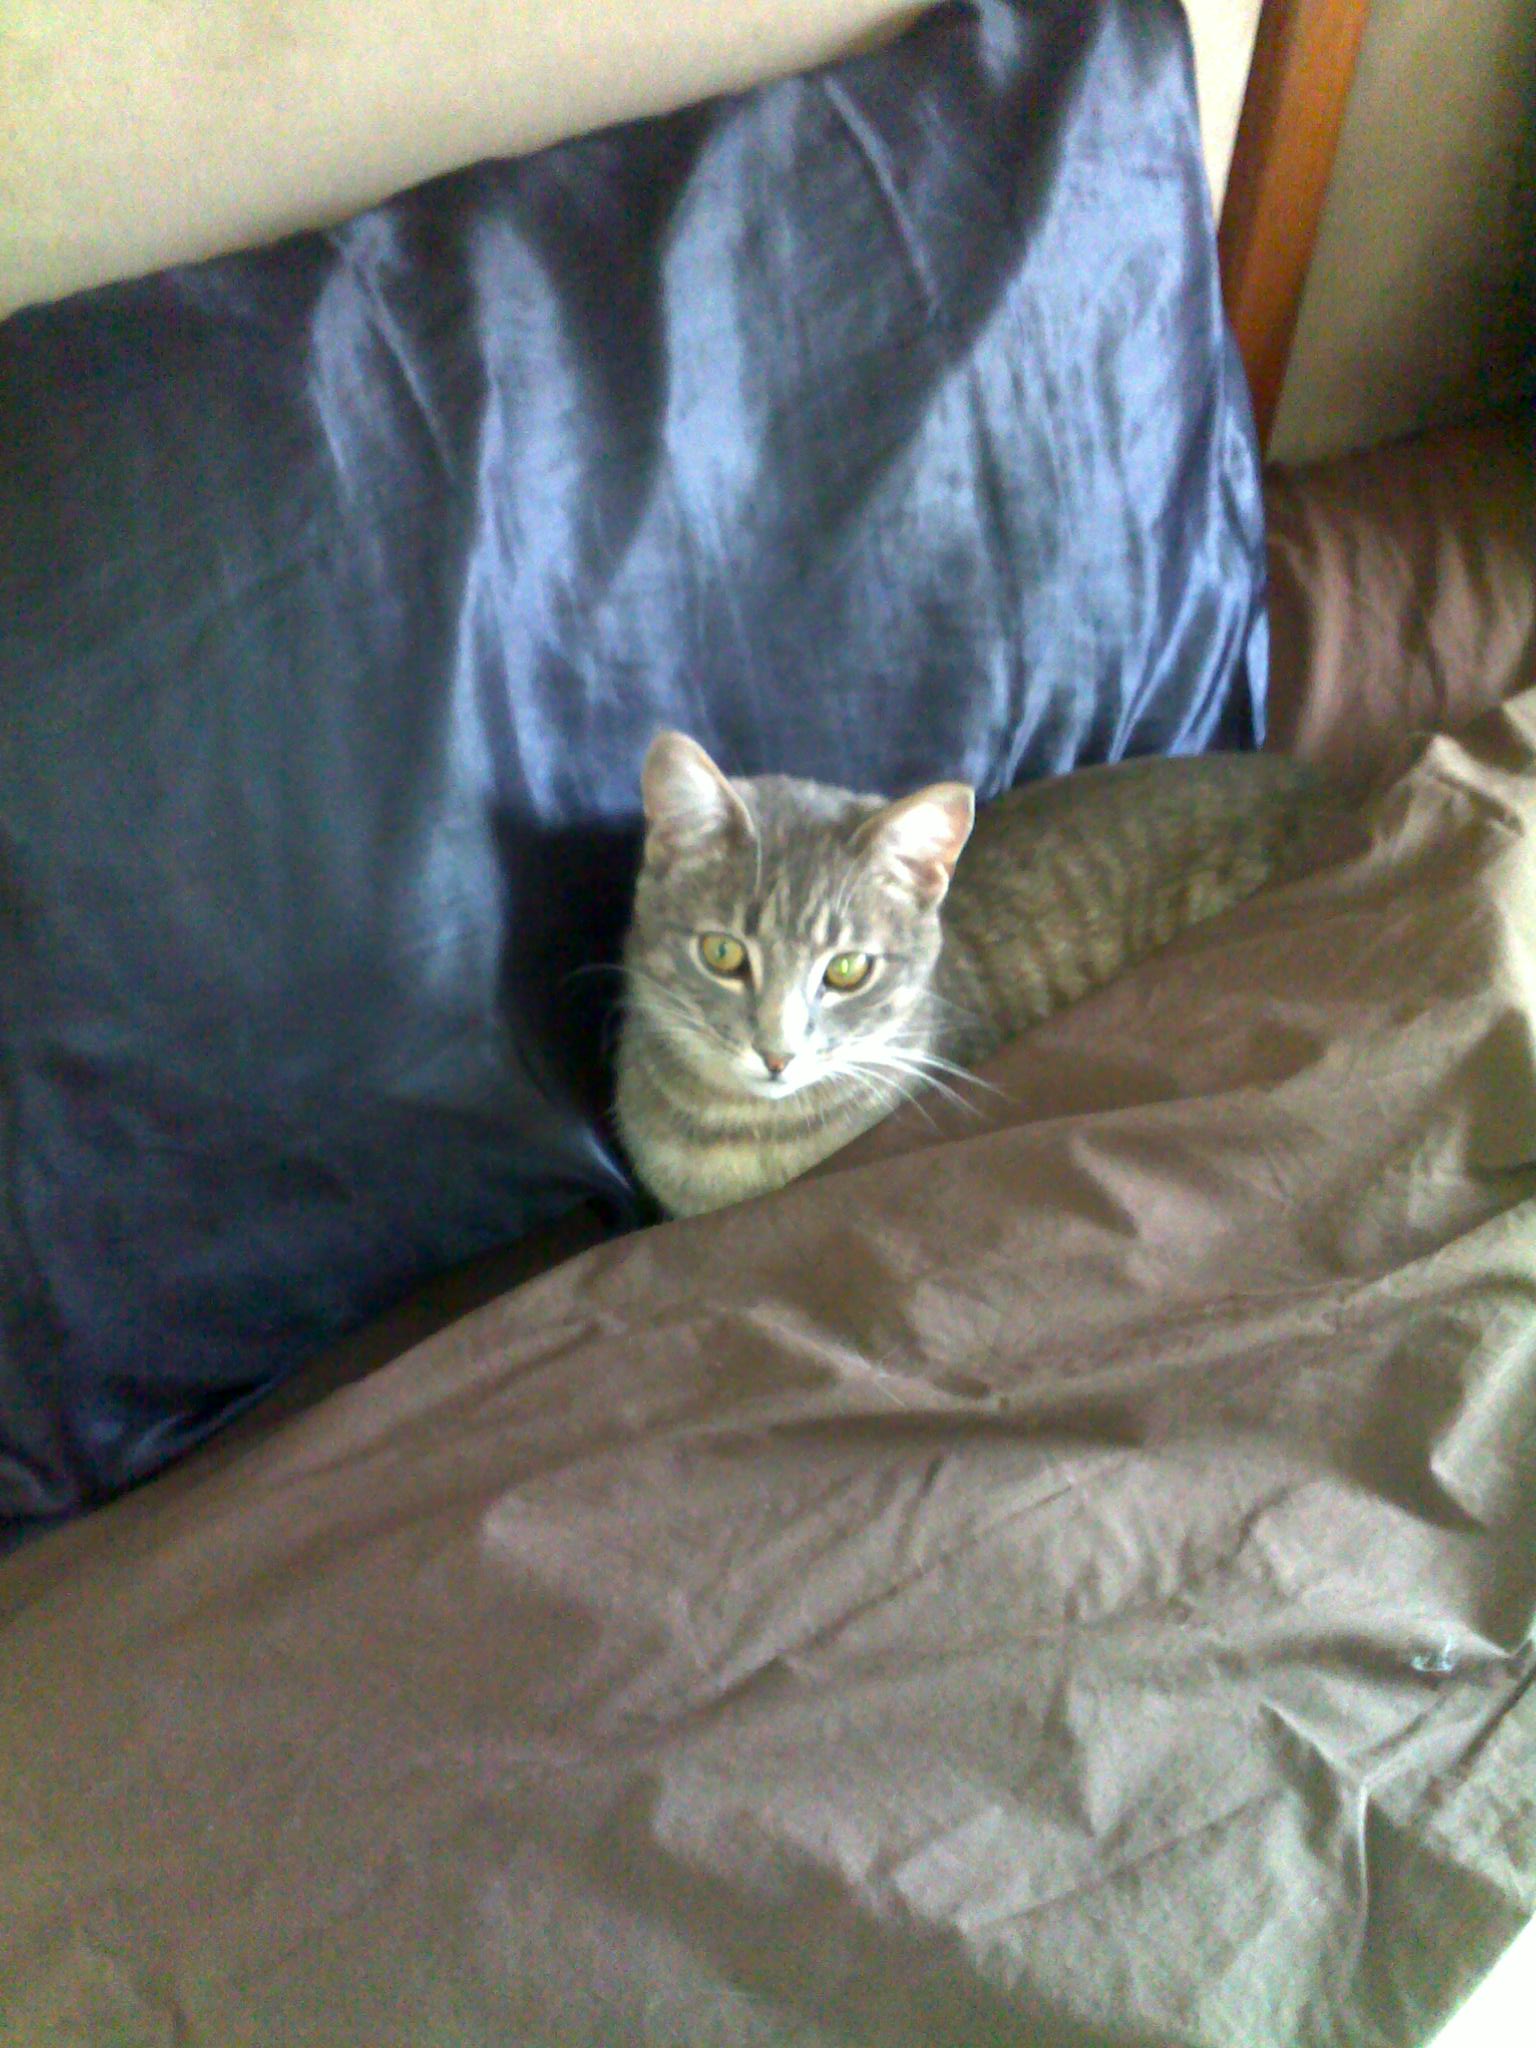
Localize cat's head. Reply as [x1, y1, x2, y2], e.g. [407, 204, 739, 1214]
[625, 731, 974, 1099]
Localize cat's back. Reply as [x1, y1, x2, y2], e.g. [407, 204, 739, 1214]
[960, 751, 1331, 876]
[937, 751, 1337, 1060]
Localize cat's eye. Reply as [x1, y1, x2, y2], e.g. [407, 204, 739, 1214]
[824, 951, 872, 991]
[698, 932, 748, 978]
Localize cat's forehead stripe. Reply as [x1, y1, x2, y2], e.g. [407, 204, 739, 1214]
[758, 874, 796, 935]
[747, 875, 852, 949]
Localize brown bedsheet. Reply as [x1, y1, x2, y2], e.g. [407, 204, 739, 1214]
[4, 679, 1535, 2045]
[3, 692, 1536, 2048]
[1266, 405, 1536, 787]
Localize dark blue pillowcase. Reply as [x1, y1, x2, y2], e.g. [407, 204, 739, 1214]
[0, 0, 1265, 1527]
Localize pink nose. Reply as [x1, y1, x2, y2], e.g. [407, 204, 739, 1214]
[760, 1051, 791, 1076]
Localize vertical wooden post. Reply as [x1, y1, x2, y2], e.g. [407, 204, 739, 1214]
[1217, 0, 1373, 450]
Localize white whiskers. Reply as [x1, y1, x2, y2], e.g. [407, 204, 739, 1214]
[822, 1039, 994, 1123]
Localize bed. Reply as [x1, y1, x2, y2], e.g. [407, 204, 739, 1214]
[2, 4, 1533, 2042]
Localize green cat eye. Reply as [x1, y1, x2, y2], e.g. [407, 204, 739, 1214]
[698, 932, 748, 978]
[824, 951, 872, 991]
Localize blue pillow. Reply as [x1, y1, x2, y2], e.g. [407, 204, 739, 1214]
[0, 0, 1265, 1527]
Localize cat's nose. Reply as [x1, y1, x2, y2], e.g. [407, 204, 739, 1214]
[759, 1049, 791, 1076]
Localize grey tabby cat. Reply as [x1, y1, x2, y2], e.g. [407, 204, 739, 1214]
[616, 732, 1336, 1216]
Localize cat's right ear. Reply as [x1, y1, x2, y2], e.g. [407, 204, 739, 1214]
[855, 782, 975, 906]
[640, 732, 755, 872]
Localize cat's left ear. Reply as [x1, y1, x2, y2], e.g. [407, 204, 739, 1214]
[855, 783, 975, 905]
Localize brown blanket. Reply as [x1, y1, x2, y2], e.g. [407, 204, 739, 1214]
[4, 695, 1535, 2047]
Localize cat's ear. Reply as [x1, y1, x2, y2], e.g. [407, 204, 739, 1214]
[855, 783, 975, 905]
[641, 732, 755, 870]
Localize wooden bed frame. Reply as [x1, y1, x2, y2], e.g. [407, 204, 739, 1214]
[1217, 0, 1373, 451]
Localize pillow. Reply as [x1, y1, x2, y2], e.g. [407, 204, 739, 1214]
[0, 0, 1266, 1528]
[1264, 404, 1536, 788]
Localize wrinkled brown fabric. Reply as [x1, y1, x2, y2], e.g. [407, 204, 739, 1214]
[1266, 405, 1536, 787]
[4, 695, 1536, 2048]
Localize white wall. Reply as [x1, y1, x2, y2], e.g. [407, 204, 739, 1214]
[1271, 0, 1536, 462]
[0, 0, 932, 315]
[1183, 0, 1265, 210]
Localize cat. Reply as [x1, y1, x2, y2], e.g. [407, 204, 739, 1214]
[615, 731, 1339, 1216]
